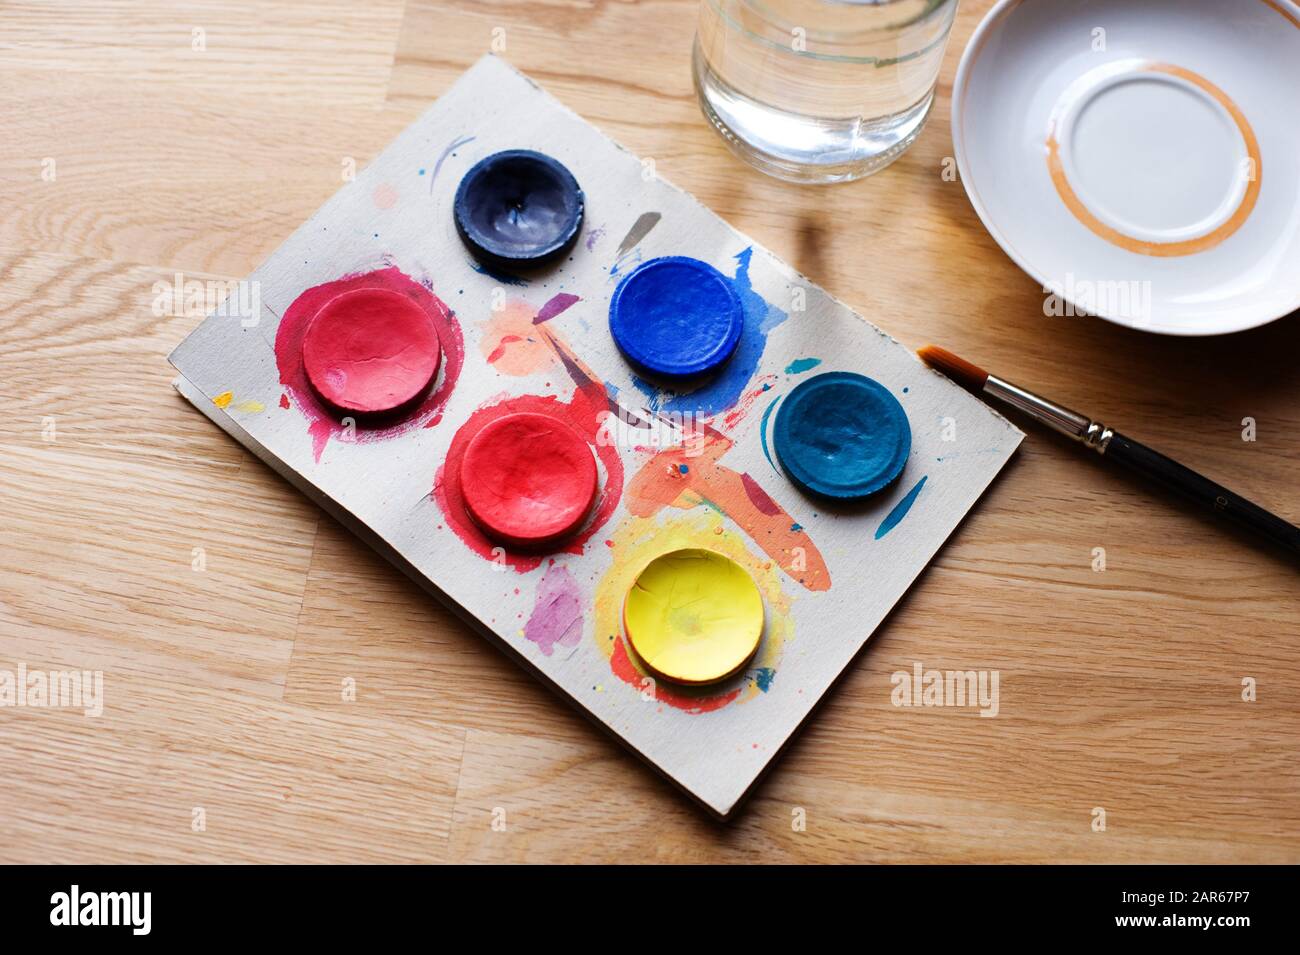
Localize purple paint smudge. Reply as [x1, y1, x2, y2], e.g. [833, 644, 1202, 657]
[523, 564, 584, 656]
[534, 292, 580, 324]
[429, 134, 477, 193]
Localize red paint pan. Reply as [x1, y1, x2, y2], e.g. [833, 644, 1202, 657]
[460, 412, 598, 549]
[301, 287, 442, 417]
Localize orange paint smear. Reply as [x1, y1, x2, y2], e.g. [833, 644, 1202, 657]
[627, 426, 831, 592]
[480, 300, 559, 376]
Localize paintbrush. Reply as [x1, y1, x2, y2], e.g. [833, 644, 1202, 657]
[918, 345, 1300, 558]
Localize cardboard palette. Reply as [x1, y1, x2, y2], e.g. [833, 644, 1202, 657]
[169, 55, 1023, 818]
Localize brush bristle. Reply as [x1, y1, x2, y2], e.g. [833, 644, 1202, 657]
[917, 345, 989, 392]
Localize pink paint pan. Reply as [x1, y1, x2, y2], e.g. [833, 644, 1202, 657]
[301, 287, 443, 418]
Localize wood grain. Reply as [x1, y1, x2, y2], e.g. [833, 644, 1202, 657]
[1, 0, 1296, 863]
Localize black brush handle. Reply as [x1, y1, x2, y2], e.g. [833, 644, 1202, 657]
[1105, 431, 1300, 558]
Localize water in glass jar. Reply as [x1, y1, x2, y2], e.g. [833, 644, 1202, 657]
[694, 0, 959, 183]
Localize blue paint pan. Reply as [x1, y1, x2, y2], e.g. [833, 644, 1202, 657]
[608, 256, 743, 379]
[454, 149, 584, 268]
[773, 371, 911, 500]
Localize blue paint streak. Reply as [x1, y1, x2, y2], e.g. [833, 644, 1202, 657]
[785, 357, 821, 375]
[630, 248, 788, 415]
[875, 475, 927, 540]
[608, 249, 642, 278]
[759, 394, 782, 474]
[753, 667, 775, 692]
[470, 262, 527, 286]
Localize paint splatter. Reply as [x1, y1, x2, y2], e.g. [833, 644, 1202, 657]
[607, 212, 660, 279]
[212, 392, 265, 414]
[875, 475, 927, 540]
[631, 249, 788, 416]
[523, 563, 583, 656]
[479, 293, 582, 374]
[608, 249, 642, 279]
[485, 334, 522, 365]
[480, 297, 656, 433]
[593, 512, 793, 714]
[534, 292, 580, 324]
[274, 266, 464, 461]
[626, 423, 830, 591]
[785, 357, 821, 375]
[585, 226, 606, 251]
[721, 377, 776, 430]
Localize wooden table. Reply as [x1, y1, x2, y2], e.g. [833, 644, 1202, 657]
[1, 0, 1296, 864]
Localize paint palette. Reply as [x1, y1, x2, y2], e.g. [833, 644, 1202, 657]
[169, 55, 1023, 818]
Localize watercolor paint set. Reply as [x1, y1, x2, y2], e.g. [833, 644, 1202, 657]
[169, 55, 1022, 818]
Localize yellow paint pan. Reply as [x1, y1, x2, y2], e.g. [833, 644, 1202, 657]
[622, 548, 764, 685]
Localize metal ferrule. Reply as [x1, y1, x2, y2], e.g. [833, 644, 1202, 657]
[984, 375, 1113, 454]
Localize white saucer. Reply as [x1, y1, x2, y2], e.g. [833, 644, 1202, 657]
[952, 0, 1300, 335]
